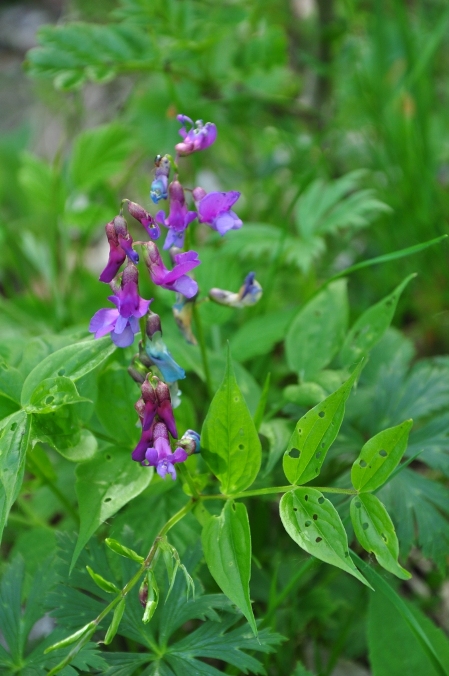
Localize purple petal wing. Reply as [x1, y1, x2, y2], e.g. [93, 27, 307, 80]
[111, 325, 135, 347]
[158, 400, 178, 439]
[171, 276, 198, 298]
[89, 308, 119, 337]
[172, 447, 188, 463]
[213, 211, 242, 236]
[198, 191, 240, 223]
[145, 447, 159, 466]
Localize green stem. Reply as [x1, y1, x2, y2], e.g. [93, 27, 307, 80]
[263, 557, 320, 626]
[192, 303, 213, 398]
[47, 500, 194, 676]
[202, 485, 358, 500]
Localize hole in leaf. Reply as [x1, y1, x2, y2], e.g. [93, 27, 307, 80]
[289, 448, 300, 459]
[321, 443, 325, 448]
[362, 523, 369, 530]
[46, 395, 54, 405]
[304, 495, 308, 501]
[297, 428, 302, 434]
[58, 368, 65, 376]
[313, 514, 318, 520]
[238, 444, 244, 450]
[104, 497, 112, 503]
[10, 423, 17, 431]
[381, 533, 387, 542]
[379, 449, 388, 457]
[316, 452, 321, 459]
[318, 411, 325, 418]
[344, 551, 349, 558]
[105, 454, 112, 460]
[315, 537, 322, 543]
[318, 497, 324, 504]
[293, 507, 298, 512]
[305, 520, 311, 527]
[234, 397, 239, 403]
[359, 460, 367, 468]
[355, 501, 361, 509]
[315, 310, 322, 317]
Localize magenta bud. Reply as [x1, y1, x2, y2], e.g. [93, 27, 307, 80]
[168, 180, 185, 204]
[155, 379, 171, 404]
[153, 421, 169, 441]
[127, 201, 147, 222]
[141, 377, 157, 403]
[142, 241, 159, 266]
[135, 397, 146, 418]
[113, 215, 128, 237]
[146, 312, 162, 339]
[122, 261, 139, 286]
[192, 187, 207, 202]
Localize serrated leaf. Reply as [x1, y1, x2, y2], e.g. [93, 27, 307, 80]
[285, 280, 349, 379]
[280, 488, 370, 587]
[202, 501, 256, 635]
[350, 494, 411, 579]
[351, 420, 413, 492]
[21, 337, 115, 405]
[338, 274, 415, 367]
[72, 449, 153, 568]
[283, 361, 363, 485]
[26, 376, 90, 413]
[201, 348, 261, 495]
[0, 411, 31, 543]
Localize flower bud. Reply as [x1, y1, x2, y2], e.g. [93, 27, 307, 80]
[146, 311, 162, 339]
[135, 397, 146, 418]
[139, 579, 148, 608]
[122, 261, 139, 286]
[178, 429, 201, 455]
[153, 421, 169, 441]
[141, 376, 157, 403]
[192, 186, 207, 202]
[168, 180, 185, 204]
[127, 201, 147, 222]
[155, 378, 171, 404]
[113, 215, 128, 238]
[128, 365, 146, 384]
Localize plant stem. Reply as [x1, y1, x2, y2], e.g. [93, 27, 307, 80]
[47, 499, 194, 676]
[263, 557, 320, 626]
[202, 485, 358, 500]
[177, 464, 201, 499]
[192, 302, 213, 398]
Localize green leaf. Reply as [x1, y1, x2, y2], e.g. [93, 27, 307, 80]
[350, 494, 411, 580]
[0, 411, 31, 542]
[231, 308, 297, 362]
[105, 599, 126, 645]
[44, 622, 97, 654]
[202, 501, 257, 635]
[0, 361, 23, 404]
[351, 420, 413, 492]
[142, 569, 159, 624]
[96, 364, 140, 445]
[69, 124, 133, 191]
[285, 280, 349, 379]
[72, 448, 153, 568]
[283, 361, 363, 485]
[338, 274, 415, 367]
[260, 418, 294, 477]
[353, 552, 449, 676]
[21, 337, 115, 405]
[279, 488, 370, 587]
[86, 566, 120, 594]
[201, 348, 261, 495]
[26, 376, 90, 413]
[105, 538, 144, 563]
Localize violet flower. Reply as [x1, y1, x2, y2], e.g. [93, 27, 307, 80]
[126, 200, 160, 239]
[89, 263, 151, 347]
[143, 422, 188, 480]
[155, 181, 197, 250]
[192, 187, 242, 236]
[175, 115, 217, 156]
[100, 216, 139, 283]
[143, 241, 200, 298]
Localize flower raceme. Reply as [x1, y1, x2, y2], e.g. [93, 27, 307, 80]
[135, 375, 178, 438]
[89, 263, 151, 347]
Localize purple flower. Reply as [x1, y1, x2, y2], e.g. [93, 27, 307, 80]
[155, 181, 197, 250]
[136, 376, 178, 438]
[192, 188, 242, 236]
[209, 271, 263, 308]
[100, 216, 139, 283]
[126, 200, 160, 240]
[175, 115, 217, 156]
[143, 241, 200, 298]
[89, 263, 152, 347]
[143, 422, 187, 480]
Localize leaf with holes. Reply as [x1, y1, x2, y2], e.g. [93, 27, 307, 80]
[21, 337, 115, 405]
[338, 274, 415, 367]
[201, 347, 261, 495]
[72, 449, 153, 569]
[0, 411, 32, 543]
[279, 488, 370, 587]
[26, 376, 90, 413]
[351, 420, 413, 492]
[202, 500, 256, 635]
[285, 280, 349, 379]
[283, 361, 364, 485]
[350, 494, 411, 580]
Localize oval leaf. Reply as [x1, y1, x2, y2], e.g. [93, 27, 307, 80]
[283, 361, 363, 485]
[338, 274, 415, 367]
[280, 488, 371, 587]
[0, 411, 31, 543]
[201, 348, 261, 495]
[286, 280, 349, 379]
[72, 448, 153, 569]
[21, 337, 115, 405]
[351, 419, 413, 492]
[202, 500, 257, 635]
[350, 494, 411, 580]
[26, 376, 90, 413]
